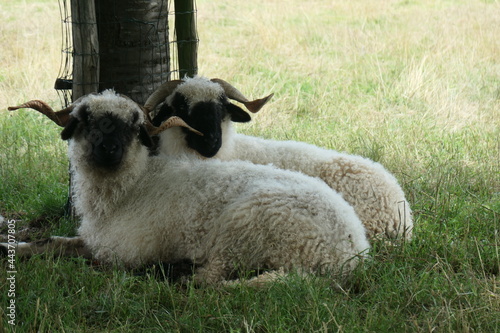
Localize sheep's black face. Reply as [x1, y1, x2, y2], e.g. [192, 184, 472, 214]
[152, 92, 251, 158]
[62, 106, 137, 169]
[88, 114, 133, 168]
[183, 100, 225, 157]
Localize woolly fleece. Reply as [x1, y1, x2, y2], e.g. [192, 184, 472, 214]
[69, 92, 370, 285]
[156, 77, 413, 240]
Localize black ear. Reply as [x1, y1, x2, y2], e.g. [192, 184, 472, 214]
[139, 125, 154, 147]
[60, 117, 80, 140]
[227, 104, 251, 123]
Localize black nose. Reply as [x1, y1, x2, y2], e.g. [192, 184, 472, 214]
[93, 138, 123, 167]
[102, 142, 118, 154]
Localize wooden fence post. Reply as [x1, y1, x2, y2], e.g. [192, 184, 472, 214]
[71, 0, 100, 100]
[174, 0, 198, 78]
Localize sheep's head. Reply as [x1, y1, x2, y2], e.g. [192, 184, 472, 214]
[62, 92, 154, 168]
[9, 90, 202, 169]
[145, 76, 273, 158]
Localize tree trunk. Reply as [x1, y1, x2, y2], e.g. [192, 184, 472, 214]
[95, 0, 170, 104]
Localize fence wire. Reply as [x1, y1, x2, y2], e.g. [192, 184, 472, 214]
[56, 0, 198, 107]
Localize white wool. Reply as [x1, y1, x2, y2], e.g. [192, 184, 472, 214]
[71, 89, 145, 125]
[165, 76, 224, 108]
[63, 91, 370, 285]
[76, 154, 369, 284]
[216, 131, 414, 240]
[155, 77, 413, 241]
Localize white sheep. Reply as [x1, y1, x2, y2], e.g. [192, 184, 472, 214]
[5, 91, 370, 285]
[147, 76, 413, 241]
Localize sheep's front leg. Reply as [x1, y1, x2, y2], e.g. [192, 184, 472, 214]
[0, 236, 92, 259]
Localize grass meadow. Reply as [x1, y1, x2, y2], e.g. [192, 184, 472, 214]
[1, 0, 499, 331]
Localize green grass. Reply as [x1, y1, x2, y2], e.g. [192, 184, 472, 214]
[0, 111, 68, 216]
[1, 0, 499, 331]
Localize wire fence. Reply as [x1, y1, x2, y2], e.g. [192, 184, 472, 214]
[55, 0, 198, 107]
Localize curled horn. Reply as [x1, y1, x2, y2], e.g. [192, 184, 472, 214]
[8, 100, 74, 127]
[143, 80, 183, 114]
[145, 116, 203, 137]
[210, 78, 274, 113]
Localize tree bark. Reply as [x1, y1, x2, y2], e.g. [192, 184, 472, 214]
[95, 0, 170, 104]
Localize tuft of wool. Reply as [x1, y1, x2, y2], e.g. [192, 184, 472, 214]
[166, 76, 224, 107]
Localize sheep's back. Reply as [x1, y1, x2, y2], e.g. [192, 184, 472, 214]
[218, 133, 413, 240]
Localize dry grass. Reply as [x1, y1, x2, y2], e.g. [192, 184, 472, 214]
[0, 0, 61, 107]
[1, 0, 498, 133]
[198, 0, 499, 133]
